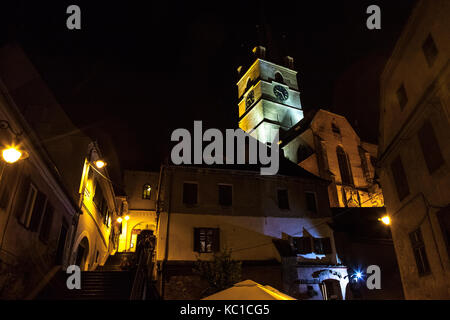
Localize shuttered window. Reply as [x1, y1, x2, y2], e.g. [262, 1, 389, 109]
[418, 120, 444, 174]
[313, 237, 332, 254]
[293, 237, 312, 254]
[390, 155, 410, 201]
[409, 228, 431, 276]
[194, 228, 220, 253]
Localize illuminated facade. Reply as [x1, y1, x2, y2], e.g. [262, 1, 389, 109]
[118, 170, 159, 252]
[378, 0, 450, 299]
[154, 164, 349, 300]
[237, 46, 303, 145]
[282, 109, 384, 208]
[0, 45, 122, 298]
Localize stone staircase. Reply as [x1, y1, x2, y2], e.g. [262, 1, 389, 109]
[37, 253, 135, 300]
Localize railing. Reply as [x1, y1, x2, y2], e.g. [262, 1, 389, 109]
[129, 236, 157, 300]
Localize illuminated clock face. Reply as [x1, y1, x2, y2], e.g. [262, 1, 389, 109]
[246, 90, 255, 109]
[273, 85, 289, 101]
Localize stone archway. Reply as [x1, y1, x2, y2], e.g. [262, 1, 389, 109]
[321, 279, 343, 300]
[75, 237, 90, 271]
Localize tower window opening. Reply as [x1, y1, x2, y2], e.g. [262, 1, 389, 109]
[275, 72, 284, 84]
[142, 184, 152, 200]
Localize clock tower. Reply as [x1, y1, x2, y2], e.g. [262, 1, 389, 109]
[237, 46, 304, 144]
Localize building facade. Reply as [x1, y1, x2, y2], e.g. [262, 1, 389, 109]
[378, 0, 450, 299]
[153, 165, 348, 300]
[0, 45, 122, 298]
[282, 109, 384, 208]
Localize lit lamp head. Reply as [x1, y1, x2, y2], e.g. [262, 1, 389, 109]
[1, 145, 29, 164]
[124, 215, 130, 221]
[379, 215, 391, 226]
[94, 159, 107, 169]
[117, 217, 123, 223]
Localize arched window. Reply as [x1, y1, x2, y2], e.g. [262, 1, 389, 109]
[336, 146, 353, 185]
[142, 184, 151, 200]
[275, 72, 284, 83]
[297, 144, 309, 163]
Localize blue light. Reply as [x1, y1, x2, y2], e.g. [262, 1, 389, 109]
[356, 272, 362, 279]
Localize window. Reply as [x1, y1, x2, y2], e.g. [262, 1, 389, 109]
[93, 183, 104, 210]
[336, 146, 353, 186]
[297, 144, 310, 163]
[409, 228, 431, 276]
[275, 72, 284, 83]
[55, 223, 68, 265]
[218, 184, 232, 206]
[39, 203, 54, 243]
[29, 191, 47, 232]
[396, 84, 408, 110]
[142, 184, 152, 200]
[313, 238, 332, 254]
[277, 189, 289, 210]
[418, 120, 444, 174]
[194, 228, 220, 253]
[18, 179, 38, 228]
[183, 182, 198, 205]
[436, 207, 450, 258]
[293, 237, 312, 254]
[305, 192, 317, 213]
[390, 155, 410, 201]
[422, 34, 438, 67]
[331, 122, 340, 135]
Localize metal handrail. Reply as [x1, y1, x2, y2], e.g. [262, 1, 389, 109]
[129, 240, 155, 300]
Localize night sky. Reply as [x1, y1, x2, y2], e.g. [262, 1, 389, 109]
[0, 1, 417, 178]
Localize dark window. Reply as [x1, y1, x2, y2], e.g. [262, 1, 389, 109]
[29, 191, 47, 232]
[275, 72, 284, 83]
[183, 183, 198, 205]
[142, 184, 152, 200]
[313, 238, 332, 254]
[39, 203, 54, 243]
[293, 237, 312, 254]
[422, 34, 438, 67]
[297, 144, 310, 163]
[277, 189, 289, 210]
[93, 183, 104, 210]
[17, 178, 37, 228]
[337, 146, 353, 186]
[194, 228, 220, 253]
[55, 224, 68, 265]
[409, 228, 431, 276]
[397, 84, 408, 110]
[436, 207, 450, 258]
[305, 192, 317, 213]
[418, 120, 444, 174]
[218, 185, 232, 206]
[332, 123, 340, 135]
[391, 155, 410, 201]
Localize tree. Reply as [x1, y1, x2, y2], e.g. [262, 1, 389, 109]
[193, 248, 242, 296]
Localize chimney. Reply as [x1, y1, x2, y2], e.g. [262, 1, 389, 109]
[252, 46, 266, 59]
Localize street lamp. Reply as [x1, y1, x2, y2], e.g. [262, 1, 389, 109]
[0, 120, 28, 164]
[379, 215, 391, 226]
[94, 159, 107, 169]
